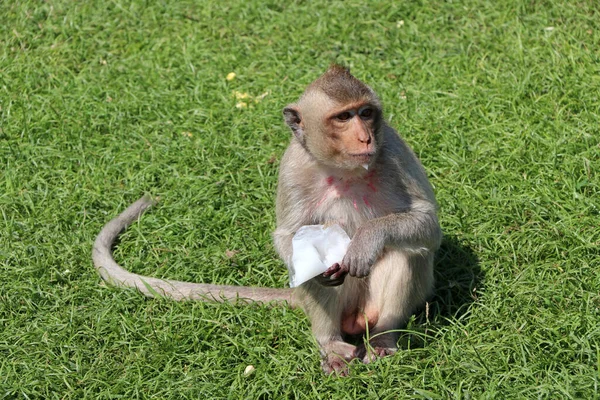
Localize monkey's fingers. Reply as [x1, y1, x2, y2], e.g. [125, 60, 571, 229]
[323, 277, 346, 286]
[322, 262, 348, 283]
[322, 263, 341, 277]
[342, 253, 371, 278]
[330, 264, 349, 280]
[314, 270, 346, 287]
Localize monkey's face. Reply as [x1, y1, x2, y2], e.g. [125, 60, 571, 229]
[297, 99, 381, 171]
[284, 76, 383, 172]
[320, 101, 381, 169]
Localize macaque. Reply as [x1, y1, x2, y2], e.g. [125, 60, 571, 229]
[92, 65, 441, 375]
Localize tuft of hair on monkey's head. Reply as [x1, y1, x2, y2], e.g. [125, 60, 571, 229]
[307, 64, 381, 107]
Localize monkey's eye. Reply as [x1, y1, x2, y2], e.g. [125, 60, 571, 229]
[336, 111, 352, 121]
[359, 108, 374, 119]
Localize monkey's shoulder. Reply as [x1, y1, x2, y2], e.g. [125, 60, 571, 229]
[379, 128, 436, 203]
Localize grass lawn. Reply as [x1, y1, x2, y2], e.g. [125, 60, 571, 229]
[1, 0, 599, 398]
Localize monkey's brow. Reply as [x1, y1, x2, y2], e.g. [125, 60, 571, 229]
[327, 102, 374, 119]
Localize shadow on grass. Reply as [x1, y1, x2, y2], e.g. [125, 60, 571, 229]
[399, 235, 482, 348]
[430, 235, 482, 321]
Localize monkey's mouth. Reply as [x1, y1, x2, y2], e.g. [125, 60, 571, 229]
[349, 152, 375, 163]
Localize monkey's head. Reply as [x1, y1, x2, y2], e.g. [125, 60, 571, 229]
[283, 65, 384, 171]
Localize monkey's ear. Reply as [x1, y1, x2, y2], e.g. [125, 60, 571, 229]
[283, 106, 304, 141]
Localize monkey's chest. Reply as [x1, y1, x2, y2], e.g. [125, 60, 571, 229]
[310, 174, 399, 235]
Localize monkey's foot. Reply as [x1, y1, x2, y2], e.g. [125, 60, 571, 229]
[354, 338, 398, 364]
[321, 354, 350, 376]
[361, 346, 397, 364]
[320, 341, 357, 376]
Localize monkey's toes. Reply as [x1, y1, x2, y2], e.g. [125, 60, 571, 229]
[354, 343, 397, 364]
[321, 355, 350, 376]
[362, 347, 397, 364]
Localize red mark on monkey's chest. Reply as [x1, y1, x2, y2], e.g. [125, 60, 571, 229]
[320, 171, 378, 210]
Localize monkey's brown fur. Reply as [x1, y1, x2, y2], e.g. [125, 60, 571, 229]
[92, 66, 441, 375]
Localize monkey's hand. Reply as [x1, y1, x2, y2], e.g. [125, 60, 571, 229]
[314, 263, 348, 287]
[342, 226, 384, 278]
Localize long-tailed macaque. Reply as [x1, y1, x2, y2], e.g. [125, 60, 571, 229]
[92, 65, 441, 375]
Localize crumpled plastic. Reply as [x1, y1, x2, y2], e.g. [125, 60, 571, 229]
[289, 224, 351, 288]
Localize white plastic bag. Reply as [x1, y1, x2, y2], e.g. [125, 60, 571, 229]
[289, 224, 351, 288]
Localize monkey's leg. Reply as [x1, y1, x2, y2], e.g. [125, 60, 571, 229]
[360, 250, 434, 362]
[296, 280, 360, 375]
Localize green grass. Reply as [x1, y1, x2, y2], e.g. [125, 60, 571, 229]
[1, 0, 599, 398]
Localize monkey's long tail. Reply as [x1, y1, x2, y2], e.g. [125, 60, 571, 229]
[92, 195, 296, 306]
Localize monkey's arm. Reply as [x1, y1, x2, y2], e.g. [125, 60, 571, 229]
[272, 227, 295, 268]
[273, 152, 347, 287]
[342, 204, 441, 278]
[273, 145, 313, 269]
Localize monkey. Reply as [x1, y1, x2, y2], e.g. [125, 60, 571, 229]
[273, 65, 441, 374]
[92, 65, 441, 376]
